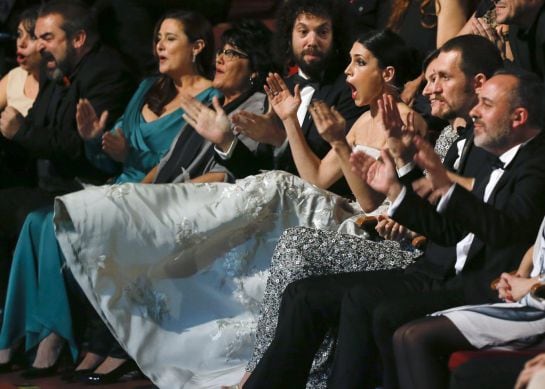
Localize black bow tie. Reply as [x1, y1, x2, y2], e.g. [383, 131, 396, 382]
[291, 74, 320, 90]
[492, 157, 505, 170]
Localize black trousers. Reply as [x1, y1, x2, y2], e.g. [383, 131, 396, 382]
[244, 269, 465, 389]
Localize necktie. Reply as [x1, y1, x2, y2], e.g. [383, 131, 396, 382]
[474, 156, 504, 200]
[291, 74, 320, 90]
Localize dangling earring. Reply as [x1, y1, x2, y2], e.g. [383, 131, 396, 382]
[249, 76, 256, 87]
[192, 53, 197, 63]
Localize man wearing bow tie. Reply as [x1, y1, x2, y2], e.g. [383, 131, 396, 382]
[244, 44, 545, 389]
[209, 0, 365, 197]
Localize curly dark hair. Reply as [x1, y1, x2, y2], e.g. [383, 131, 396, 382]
[273, 0, 355, 79]
[220, 19, 276, 90]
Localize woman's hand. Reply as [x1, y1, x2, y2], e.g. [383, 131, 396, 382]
[375, 215, 416, 242]
[181, 95, 232, 150]
[264, 73, 301, 121]
[77, 98, 108, 140]
[496, 272, 536, 302]
[102, 128, 128, 162]
[309, 100, 346, 145]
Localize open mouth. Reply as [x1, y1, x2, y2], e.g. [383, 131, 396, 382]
[347, 82, 357, 100]
[16, 53, 25, 64]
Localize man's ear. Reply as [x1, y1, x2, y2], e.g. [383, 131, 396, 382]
[71, 29, 87, 49]
[473, 73, 486, 93]
[511, 107, 528, 129]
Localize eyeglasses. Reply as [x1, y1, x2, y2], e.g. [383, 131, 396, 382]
[216, 48, 249, 60]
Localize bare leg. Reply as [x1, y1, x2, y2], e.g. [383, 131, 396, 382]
[74, 351, 104, 371]
[0, 348, 11, 364]
[32, 332, 64, 368]
[93, 356, 127, 374]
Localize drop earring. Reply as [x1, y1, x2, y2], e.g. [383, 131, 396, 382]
[192, 53, 196, 63]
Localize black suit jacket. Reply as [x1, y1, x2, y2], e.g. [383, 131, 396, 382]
[216, 72, 365, 197]
[8, 44, 135, 184]
[393, 132, 545, 304]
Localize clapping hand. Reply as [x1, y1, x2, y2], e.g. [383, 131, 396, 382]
[471, 18, 508, 59]
[76, 98, 108, 140]
[377, 94, 417, 167]
[264, 72, 301, 121]
[309, 100, 346, 145]
[102, 128, 128, 162]
[0, 106, 25, 139]
[496, 272, 536, 303]
[351, 148, 403, 201]
[231, 109, 286, 147]
[181, 95, 232, 149]
[413, 136, 451, 195]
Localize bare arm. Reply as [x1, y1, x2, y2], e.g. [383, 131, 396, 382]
[0, 72, 8, 112]
[190, 172, 226, 183]
[141, 165, 158, 183]
[436, 0, 475, 46]
[516, 245, 535, 278]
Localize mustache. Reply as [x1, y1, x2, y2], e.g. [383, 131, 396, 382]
[301, 48, 324, 57]
[40, 51, 55, 62]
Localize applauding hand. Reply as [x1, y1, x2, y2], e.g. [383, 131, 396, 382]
[181, 95, 232, 150]
[377, 94, 417, 167]
[413, 136, 451, 195]
[264, 72, 301, 121]
[102, 128, 128, 162]
[76, 98, 108, 140]
[309, 100, 346, 145]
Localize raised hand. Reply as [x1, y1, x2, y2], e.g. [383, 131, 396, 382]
[377, 94, 416, 166]
[354, 148, 402, 200]
[102, 128, 128, 162]
[309, 100, 346, 145]
[350, 149, 378, 182]
[471, 18, 507, 58]
[413, 136, 451, 194]
[264, 72, 301, 121]
[0, 106, 25, 139]
[232, 110, 286, 147]
[76, 98, 108, 140]
[181, 95, 232, 149]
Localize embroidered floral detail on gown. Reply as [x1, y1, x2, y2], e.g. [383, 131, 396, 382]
[247, 226, 421, 388]
[54, 171, 369, 389]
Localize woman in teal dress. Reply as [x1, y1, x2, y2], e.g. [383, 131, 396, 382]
[0, 9, 219, 376]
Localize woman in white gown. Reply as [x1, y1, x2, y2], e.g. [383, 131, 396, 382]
[54, 30, 424, 389]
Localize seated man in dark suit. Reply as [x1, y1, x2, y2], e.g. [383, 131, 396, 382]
[244, 63, 545, 389]
[197, 0, 365, 197]
[0, 0, 134, 306]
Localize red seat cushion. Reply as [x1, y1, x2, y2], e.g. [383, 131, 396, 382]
[448, 350, 541, 371]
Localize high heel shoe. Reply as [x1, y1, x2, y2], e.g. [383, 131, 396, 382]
[83, 359, 141, 385]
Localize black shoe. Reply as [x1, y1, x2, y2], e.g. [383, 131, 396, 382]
[61, 367, 94, 382]
[20, 348, 66, 379]
[0, 360, 12, 374]
[84, 360, 141, 385]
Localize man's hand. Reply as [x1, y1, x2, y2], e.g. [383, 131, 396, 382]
[376, 214, 415, 242]
[0, 106, 24, 139]
[413, 136, 452, 195]
[309, 100, 346, 145]
[102, 128, 128, 162]
[264, 72, 301, 121]
[76, 98, 108, 140]
[231, 110, 286, 147]
[351, 148, 403, 201]
[377, 94, 417, 167]
[515, 353, 545, 389]
[181, 95, 233, 151]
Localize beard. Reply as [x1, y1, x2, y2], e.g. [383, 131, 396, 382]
[41, 45, 76, 83]
[294, 47, 333, 80]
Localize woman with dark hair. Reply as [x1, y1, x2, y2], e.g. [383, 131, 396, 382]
[0, 6, 40, 116]
[227, 29, 428, 389]
[0, 8, 219, 379]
